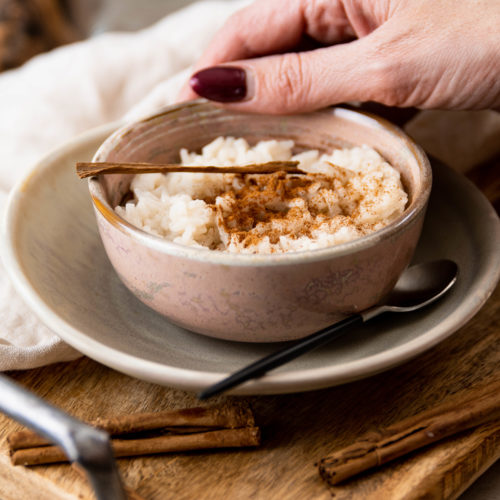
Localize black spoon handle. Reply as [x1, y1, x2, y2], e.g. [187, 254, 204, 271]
[198, 314, 363, 400]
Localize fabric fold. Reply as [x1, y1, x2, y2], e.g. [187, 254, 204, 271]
[0, 0, 246, 371]
[0, 0, 497, 371]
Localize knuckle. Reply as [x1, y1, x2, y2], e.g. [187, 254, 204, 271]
[225, 6, 249, 27]
[303, 0, 345, 43]
[220, 12, 245, 40]
[365, 39, 414, 107]
[372, 63, 403, 106]
[270, 53, 311, 110]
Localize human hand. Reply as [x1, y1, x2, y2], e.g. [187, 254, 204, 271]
[179, 0, 500, 113]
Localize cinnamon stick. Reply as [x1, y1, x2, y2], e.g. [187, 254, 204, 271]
[8, 405, 255, 450]
[11, 427, 261, 466]
[318, 380, 500, 486]
[76, 161, 302, 179]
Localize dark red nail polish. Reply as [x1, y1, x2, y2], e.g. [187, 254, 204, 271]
[190, 66, 247, 103]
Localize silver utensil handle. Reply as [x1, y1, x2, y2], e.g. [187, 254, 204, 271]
[0, 374, 126, 500]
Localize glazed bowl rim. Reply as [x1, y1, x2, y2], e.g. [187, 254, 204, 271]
[88, 101, 432, 266]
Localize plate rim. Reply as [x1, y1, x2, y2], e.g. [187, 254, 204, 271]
[2, 123, 499, 394]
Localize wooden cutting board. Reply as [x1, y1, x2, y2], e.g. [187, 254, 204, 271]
[0, 284, 497, 500]
[0, 161, 498, 500]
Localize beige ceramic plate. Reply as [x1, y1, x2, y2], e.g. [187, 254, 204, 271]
[2, 123, 500, 394]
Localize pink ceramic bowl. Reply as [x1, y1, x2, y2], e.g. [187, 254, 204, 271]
[88, 100, 431, 342]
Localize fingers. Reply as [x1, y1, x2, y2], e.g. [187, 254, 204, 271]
[188, 32, 396, 114]
[178, 0, 304, 102]
[193, 0, 304, 66]
[181, 0, 500, 112]
[178, 0, 356, 102]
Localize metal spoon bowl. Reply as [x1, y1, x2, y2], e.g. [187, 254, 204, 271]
[199, 260, 458, 399]
[362, 259, 458, 319]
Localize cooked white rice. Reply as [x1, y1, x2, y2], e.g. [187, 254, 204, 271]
[115, 137, 407, 254]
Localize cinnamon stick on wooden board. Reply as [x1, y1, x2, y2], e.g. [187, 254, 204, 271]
[8, 405, 260, 466]
[11, 427, 261, 466]
[76, 161, 303, 178]
[318, 379, 500, 486]
[8, 404, 255, 449]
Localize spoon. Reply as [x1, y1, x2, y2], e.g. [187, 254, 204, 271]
[198, 259, 458, 400]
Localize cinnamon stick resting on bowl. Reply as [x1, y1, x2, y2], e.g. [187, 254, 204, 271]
[8, 404, 260, 466]
[76, 160, 303, 179]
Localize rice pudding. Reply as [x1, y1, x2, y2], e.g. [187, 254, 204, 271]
[115, 137, 407, 254]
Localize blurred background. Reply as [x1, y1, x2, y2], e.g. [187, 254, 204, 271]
[92, 0, 232, 32]
[0, 0, 233, 72]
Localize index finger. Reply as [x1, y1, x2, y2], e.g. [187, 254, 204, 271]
[179, 0, 354, 101]
[193, 0, 304, 70]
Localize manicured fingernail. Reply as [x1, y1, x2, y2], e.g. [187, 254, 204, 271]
[190, 66, 247, 103]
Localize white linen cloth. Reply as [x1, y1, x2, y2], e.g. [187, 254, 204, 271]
[0, 0, 498, 371]
[0, 0, 247, 370]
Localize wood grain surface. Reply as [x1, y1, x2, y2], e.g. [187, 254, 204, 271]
[0, 158, 498, 499]
[0, 279, 498, 500]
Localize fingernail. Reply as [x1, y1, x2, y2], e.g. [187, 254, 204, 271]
[190, 66, 247, 103]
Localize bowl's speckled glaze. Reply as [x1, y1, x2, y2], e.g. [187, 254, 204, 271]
[89, 101, 431, 342]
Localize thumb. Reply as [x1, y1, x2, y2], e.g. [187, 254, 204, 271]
[189, 34, 396, 114]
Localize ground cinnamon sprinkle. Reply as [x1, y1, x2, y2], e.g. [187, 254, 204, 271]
[216, 173, 334, 246]
[116, 137, 408, 254]
[214, 165, 398, 253]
